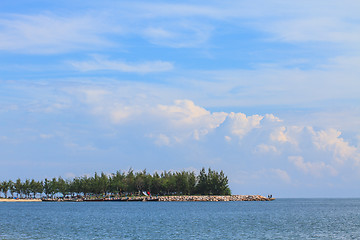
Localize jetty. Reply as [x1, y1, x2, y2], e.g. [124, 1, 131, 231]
[36, 195, 274, 202]
[157, 195, 274, 201]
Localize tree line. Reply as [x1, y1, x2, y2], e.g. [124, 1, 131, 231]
[0, 168, 231, 199]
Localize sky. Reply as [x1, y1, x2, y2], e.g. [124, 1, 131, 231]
[1, 0, 360, 197]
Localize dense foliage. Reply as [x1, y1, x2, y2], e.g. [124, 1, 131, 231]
[0, 168, 231, 198]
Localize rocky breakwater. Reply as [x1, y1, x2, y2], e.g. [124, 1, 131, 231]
[157, 195, 274, 202]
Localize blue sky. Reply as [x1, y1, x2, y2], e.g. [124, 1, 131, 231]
[1, 1, 360, 197]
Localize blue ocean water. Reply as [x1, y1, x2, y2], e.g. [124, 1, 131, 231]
[1, 198, 360, 239]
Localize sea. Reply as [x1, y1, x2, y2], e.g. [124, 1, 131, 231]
[1, 198, 360, 239]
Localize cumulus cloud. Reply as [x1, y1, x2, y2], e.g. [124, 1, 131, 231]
[62, 96, 360, 179]
[264, 114, 283, 123]
[157, 99, 213, 126]
[289, 156, 337, 177]
[270, 126, 303, 145]
[224, 113, 263, 140]
[155, 100, 227, 141]
[5, 79, 360, 193]
[311, 128, 360, 164]
[157, 100, 227, 126]
[74, 97, 360, 172]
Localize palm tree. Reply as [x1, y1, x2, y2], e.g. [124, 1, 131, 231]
[2, 180, 11, 198]
[8, 180, 15, 198]
[0, 181, 5, 198]
[14, 178, 22, 198]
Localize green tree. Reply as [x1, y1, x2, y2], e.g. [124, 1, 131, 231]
[80, 176, 91, 197]
[29, 179, 43, 198]
[8, 180, 15, 198]
[43, 179, 51, 198]
[196, 168, 208, 195]
[135, 171, 145, 193]
[23, 179, 31, 198]
[110, 171, 126, 196]
[126, 169, 136, 194]
[0, 181, 10, 198]
[151, 172, 161, 195]
[69, 177, 81, 197]
[14, 178, 22, 198]
[99, 172, 109, 196]
[49, 177, 58, 198]
[57, 177, 68, 197]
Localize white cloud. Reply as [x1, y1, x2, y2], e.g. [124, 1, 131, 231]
[321, 56, 360, 70]
[270, 169, 292, 184]
[80, 89, 109, 103]
[66, 86, 146, 124]
[255, 144, 279, 154]
[70, 55, 174, 73]
[142, 22, 212, 48]
[224, 136, 231, 142]
[222, 113, 263, 140]
[311, 128, 360, 164]
[69, 95, 360, 171]
[110, 105, 134, 123]
[143, 27, 174, 39]
[2, 1, 359, 54]
[264, 18, 360, 44]
[149, 134, 171, 146]
[270, 126, 288, 143]
[126, 1, 360, 50]
[264, 114, 282, 123]
[4, 78, 360, 195]
[270, 126, 303, 145]
[289, 156, 337, 177]
[0, 14, 117, 54]
[156, 99, 225, 126]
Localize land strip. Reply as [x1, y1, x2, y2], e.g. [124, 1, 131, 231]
[1, 195, 275, 202]
[44, 195, 274, 202]
[0, 198, 42, 202]
[157, 195, 274, 201]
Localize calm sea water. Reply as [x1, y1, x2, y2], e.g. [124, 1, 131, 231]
[1, 198, 360, 239]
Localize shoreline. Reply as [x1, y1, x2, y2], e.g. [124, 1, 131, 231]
[0, 198, 42, 202]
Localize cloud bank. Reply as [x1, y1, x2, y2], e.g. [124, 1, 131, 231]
[65, 90, 360, 195]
